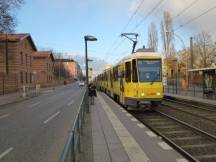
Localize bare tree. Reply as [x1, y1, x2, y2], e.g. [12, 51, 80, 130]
[0, 0, 24, 33]
[193, 31, 216, 68]
[147, 22, 158, 52]
[161, 11, 175, 57]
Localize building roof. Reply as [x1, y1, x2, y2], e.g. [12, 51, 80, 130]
[55, 59, 74, 62]
[33, 51, 54, 61]
[0, 33, 37, 51]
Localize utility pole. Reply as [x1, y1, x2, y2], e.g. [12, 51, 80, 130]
[190, 37, 193, 69]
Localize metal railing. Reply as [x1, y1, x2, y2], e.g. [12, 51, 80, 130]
[60, 90, 88, 162]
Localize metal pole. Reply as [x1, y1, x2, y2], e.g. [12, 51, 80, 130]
[176, 61, 178, 94]
[71, 132, 75, 162]
[190, 37, 193, 69]
[85, 40, 89, 113]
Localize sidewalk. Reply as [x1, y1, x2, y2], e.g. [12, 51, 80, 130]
[164, 93, 216, 106]
[79, 92, 188, 162]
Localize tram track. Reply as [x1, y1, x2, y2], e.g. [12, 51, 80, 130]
[161, 101, 216, 124]
[131, 109, 216, 162]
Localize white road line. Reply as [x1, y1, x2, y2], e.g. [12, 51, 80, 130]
[67, 100, 74, 106]
[176, 159, 189, 162]
[0, 114, 9, 120]
[0, 147, 14, 160]
[30, 102, 40, 108]
[137, 123, 146, 128]
[98, 94, 150, 162]
[131, 118, 138, 122]
[146, 131, 157, 137]
[158, 142, 173, 150]
[43, 112, 60, 124]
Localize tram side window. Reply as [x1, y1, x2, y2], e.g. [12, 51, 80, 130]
[113, 67, 118, 81]
[125, 62, 131, 82]
[132, 59, 138, 82]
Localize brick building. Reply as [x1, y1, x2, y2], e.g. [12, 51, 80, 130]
[32, 51, 55, 87]
[54, 59, 82, 82]
[0, 33, 37, 94]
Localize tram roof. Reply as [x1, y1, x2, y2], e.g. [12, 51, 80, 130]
[188, 67, 216, 72]
[117, 52, 161, 65]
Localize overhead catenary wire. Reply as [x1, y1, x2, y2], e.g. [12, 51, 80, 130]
[109, 0, 166, 58]
[133, 0, 166, 31]
[105, 0, 145, 57]
[174, 5, 216, 31]
[172, 0, 199, 20]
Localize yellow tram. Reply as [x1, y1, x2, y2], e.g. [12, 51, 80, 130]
[96, 48, 163, 108]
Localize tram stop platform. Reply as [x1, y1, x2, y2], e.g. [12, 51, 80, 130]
[80, 92, 189, 162]
[164, 93, 216, 106]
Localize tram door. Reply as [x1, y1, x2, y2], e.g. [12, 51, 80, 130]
[119, 65, 125, 104]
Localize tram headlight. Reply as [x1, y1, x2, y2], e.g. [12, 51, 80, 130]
[156, 92, 161, 96]
[141, 92, 145, 96]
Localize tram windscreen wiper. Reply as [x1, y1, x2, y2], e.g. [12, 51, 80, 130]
[150, 73, 160, 85]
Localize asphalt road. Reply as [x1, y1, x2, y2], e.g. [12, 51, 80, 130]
[0, 83, 85, 162]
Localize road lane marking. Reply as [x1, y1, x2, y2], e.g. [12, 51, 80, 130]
[0, 114, 9, 120]
[146, 131, 157, 137]
[98, 94, 150, 162]
[137, 123, 146, 128]
[131, 118, 138, 122]
[67, 100, 74, 106]
[0, 147, 14, 160]
[30, 102, 40, 108]
[158, 142, 173, 150]
[43, 112, 60, 124]
[176, 159, 189, 162]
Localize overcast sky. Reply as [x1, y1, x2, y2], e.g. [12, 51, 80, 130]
[16, 0, 216, 64]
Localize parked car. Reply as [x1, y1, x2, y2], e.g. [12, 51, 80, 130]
[79, 81, 85, 86]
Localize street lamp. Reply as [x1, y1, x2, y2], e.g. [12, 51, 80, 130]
[84, 35, 97, 112]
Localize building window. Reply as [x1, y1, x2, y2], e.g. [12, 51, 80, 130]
[26, 54, 28, 65]
[132, 59, 138, 82]
[30, 73, 32, 83]
[26, 72, 28, 83]
[30, 56, 32, 67]
[125, 61, 131, 82]
[20, 72, 23, 84]
[20, 52, 23, 64]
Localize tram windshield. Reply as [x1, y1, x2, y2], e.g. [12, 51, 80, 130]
[138, 59, 161, 82]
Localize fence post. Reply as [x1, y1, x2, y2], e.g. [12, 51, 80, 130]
[168, 82, 169, 93]
[71, 132, 75, 162]
[193, 86, 195, 97]
[2, 75, 5, 95]
[78, 113, 81, 153]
